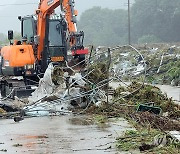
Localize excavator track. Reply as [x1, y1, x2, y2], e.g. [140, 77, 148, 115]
[0, 77, 35, 99]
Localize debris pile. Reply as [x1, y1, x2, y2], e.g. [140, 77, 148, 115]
[24, 64, 86, 116]
[130, 112, 180, 131]
[110, 44, 180, 85]
[0, 103, 20, 119]
[0, 44, 179, 129]
[22, 51, 111, 116]
[0, 44, 179, 153]
[114, 82, 180, 118]
[84, 81, 180, 132]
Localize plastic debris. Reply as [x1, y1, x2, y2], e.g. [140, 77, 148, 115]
[28, 63, 56, 104]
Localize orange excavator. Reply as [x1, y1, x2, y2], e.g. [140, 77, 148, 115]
[0, 0, 88, 98]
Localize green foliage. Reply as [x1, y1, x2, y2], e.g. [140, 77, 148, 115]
[116, 128, 160, 151]
[116, 128, 180, 153]
[115, 82, 180, 118]
[146, 55, 180, 85]
[93, 115, 107, 124]
[168, 66, 180, 79]
[79, 7, 128, 46]
[79, 0, 180, 45]
[131, 0, 180, 43]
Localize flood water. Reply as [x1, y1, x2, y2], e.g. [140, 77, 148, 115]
[156, 85, 180, 103]
[0, 116, 133, 154]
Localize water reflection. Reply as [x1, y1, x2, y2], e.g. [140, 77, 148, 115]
[0, 116, 133, 154]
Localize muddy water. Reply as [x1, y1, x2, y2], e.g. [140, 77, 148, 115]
[0, 116, 133, 154]
[156, 85, 180, 102]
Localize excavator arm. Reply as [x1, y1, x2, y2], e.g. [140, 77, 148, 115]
[37, 0, 88, 60]
[61, 0, 88, 55]
[37, 0, 61, 60]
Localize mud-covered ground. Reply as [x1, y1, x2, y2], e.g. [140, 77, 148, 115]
[0, 116, 134, 154]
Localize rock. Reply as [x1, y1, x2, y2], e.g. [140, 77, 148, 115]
[14, 116, 24, 122]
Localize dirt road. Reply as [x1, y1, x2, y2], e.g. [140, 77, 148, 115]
[0, 116, 134, 154]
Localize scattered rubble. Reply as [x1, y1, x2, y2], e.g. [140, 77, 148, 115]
[109, 44, 180, 85]
[0, 44, 179, 120]
[0, 44, 179, 153]
[112, 81, 180, 118]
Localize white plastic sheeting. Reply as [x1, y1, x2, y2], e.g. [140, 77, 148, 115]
[69, 73, 86, 86]
[25, 64, 87, 116]
[28, 63, 56, 104]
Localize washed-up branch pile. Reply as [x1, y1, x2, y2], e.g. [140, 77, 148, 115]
[130, 112, 180, 131]
[84, 81, 180, 131]
[114, 82, 180, 119]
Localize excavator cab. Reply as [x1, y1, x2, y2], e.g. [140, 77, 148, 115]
[21, 16, 36, 44]
[0, 15, 68, 98]
[41, 16, 67, 72]
[19, 15, 67, 72]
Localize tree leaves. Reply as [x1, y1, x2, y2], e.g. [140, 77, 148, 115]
[78, 0, 180, 45]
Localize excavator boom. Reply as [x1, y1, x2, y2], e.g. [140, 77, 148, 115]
[37, 0, 87, 60]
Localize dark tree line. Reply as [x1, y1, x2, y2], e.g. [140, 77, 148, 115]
[78, 0, 180, 46]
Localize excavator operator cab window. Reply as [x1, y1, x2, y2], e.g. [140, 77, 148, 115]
[47, 19, 67, 61]
[49, 20, 63, 46]
[22, 16, 36, 43]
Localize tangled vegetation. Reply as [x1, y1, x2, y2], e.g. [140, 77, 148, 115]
[116, 128, 180, 153]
